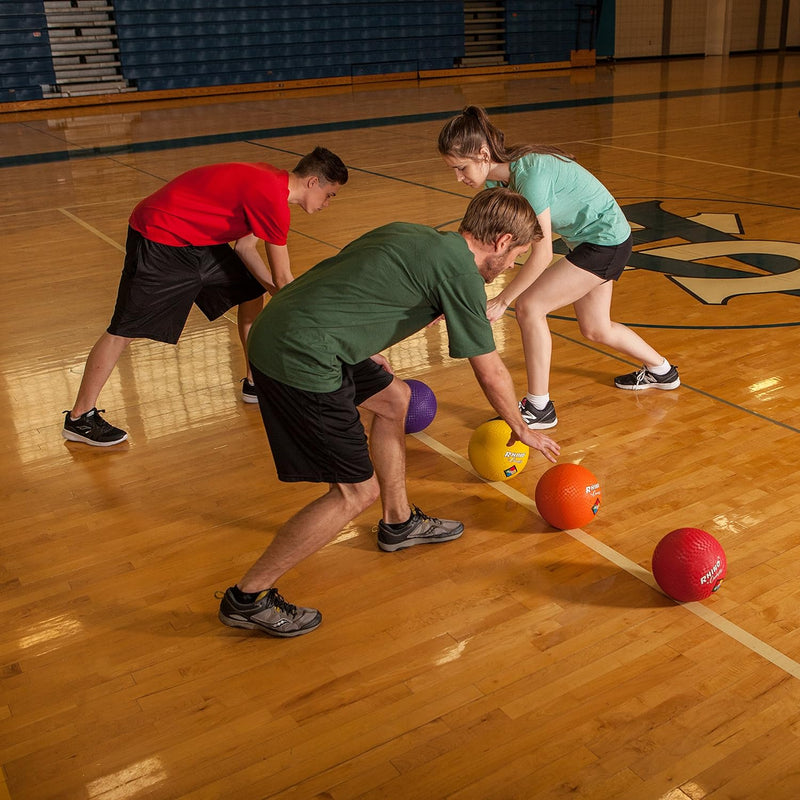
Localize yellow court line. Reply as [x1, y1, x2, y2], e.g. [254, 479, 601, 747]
[412, 430, 800, 681]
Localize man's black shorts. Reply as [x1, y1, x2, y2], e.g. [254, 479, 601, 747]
[251, 359, 395, 484]
[107, 227, 265, 344]
[567, 234, 632, 282]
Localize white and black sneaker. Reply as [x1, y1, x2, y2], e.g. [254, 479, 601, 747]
[62, 408, 127, 446]
[377, 506, 464, 552]
[614, 365, 680, 391]
[519, 398, 557, 430]
[218, 587, 321, 637]
[241, 378, 259, 404]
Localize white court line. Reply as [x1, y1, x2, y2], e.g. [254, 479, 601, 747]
[586, 142, 800, 181]
[58, 207, 800, 678]
[58, 208, 241, 326]
[58, 207, 126, 251]
[413, 430, 800, 681]
[576, 113, 799, 144]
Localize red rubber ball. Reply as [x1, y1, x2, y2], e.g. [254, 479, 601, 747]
[652, 527, 727, 602]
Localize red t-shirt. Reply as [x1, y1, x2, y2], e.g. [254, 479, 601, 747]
[129, 162, 290, 247]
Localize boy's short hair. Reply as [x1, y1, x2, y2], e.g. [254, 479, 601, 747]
[459, 186, 542, 247]
[293, 147, 349, 186]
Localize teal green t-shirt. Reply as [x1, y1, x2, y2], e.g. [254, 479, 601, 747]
[248, 222, 496, 392]
[497, 153, 631, 249]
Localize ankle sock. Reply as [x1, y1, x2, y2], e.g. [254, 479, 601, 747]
[648, 358, 671, 376]
[232, 585, 262, 604]
[384, 513, 413, 531]
[525, 393, 550, 410]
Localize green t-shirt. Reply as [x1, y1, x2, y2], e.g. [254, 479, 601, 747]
[248, 222, 496, 392]
[497, 153, 631, 249]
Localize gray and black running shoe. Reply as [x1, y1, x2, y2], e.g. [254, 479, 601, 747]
[218, 587, 321, 637]
[377, 505, 464, 552]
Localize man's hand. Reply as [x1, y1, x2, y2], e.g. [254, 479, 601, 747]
[486, 296, 509, 323]
[370, 353, 394, 375]
[508, 428, 560, 464]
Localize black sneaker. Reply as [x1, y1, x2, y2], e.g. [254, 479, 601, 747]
[241, 378, 258, 404]
[519, 398, 558, 429]
[62, 408, 128, 446]
[217, 587, 321, 637]
[614, 365, 680, 391]
[377, 505, 464, 552]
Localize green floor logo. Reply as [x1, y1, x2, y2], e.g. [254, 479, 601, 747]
[618, 200, 800, 305]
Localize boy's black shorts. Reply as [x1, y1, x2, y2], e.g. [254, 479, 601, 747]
[107, 227, 265, 344]
[251, 359, 395, 484]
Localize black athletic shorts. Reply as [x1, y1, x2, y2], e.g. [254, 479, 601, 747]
[107, 227, 265, 344]
[567, 234, 633, 282]
[251, 358, 395, 484]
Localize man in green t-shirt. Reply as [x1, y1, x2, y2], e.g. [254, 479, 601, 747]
[218, 187, 560, 638]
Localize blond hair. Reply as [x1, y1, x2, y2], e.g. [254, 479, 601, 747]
[459, 187, 542, 247]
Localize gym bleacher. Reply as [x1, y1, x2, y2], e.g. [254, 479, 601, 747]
[1, 1, 581, 106]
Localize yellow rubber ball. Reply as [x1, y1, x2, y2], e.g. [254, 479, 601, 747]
[468, 419, 529, 481]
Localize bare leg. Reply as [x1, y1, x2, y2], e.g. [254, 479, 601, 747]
[237, 297, 264, 383]
[238, 479, 379, 592]
[70, 332, 133, 418]
[515, 258, 604, 396]
[358, 377, 412, 524]
[573, 280, 665, 366]
[516, 257, 667, 394]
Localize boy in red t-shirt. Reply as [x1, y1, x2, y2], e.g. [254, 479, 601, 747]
[63, 147, 348, 446]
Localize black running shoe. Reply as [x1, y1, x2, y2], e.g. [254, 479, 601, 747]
[62, 408, 127, 446]
[241, 378, 259, 404]
[519, 398, 558, 429]
[614, 365, 680, 391]
[217, 587, 321, 637]
[377, 505, 464, 552]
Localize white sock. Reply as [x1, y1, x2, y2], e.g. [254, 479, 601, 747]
[526, 393, 550, 410]
[648, 358, 671, 376]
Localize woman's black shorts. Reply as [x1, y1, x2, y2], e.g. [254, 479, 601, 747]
[251, 358, 395, 484]
[567, 234, 633, 282]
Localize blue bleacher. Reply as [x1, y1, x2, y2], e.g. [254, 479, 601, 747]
[1, 2, 582, 103]
[507, 0, 579, 63]
[0, 2, 52, 102]
[113, 1, 465, 91]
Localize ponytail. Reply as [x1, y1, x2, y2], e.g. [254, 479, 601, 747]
[438, 105, 573, 163]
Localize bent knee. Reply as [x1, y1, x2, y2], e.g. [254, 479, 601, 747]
[336, 476, 380, 513]
[372, 377, 411, 421]
[578, 322, 611, 342]
[389, 377, 411, 405]
[515, 293, 547, 323]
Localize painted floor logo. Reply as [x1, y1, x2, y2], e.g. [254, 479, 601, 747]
[618, 199, 800, 307]
[442, 197, 800, 329]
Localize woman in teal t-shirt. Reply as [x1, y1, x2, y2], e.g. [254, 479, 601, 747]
[438, 106, 679, 429]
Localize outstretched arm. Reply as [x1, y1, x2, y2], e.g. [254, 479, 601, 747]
[486, 207, 555, 323]
[468, 350, 560, 463]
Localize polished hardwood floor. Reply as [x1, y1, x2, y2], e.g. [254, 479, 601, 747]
[1, 53, 800, 799]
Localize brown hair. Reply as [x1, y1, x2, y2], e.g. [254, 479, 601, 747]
[437, 105, 573, 163]
[458, 187, 542, 247]
[293, 146, 349, 185]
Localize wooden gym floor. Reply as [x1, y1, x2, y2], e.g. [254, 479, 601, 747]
[1, 52, 800, 799]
